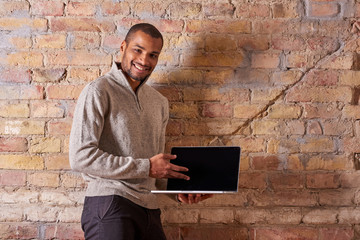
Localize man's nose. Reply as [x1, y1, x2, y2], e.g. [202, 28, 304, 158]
[138, 54, 150, 66]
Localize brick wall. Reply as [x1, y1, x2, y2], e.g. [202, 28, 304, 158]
[0, 0, 359, 239]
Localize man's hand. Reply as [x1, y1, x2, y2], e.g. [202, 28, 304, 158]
[149, 153, 190, 180]
[177, 194, 213, 204]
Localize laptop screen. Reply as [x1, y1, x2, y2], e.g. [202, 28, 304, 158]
[166, 146, 241, 192]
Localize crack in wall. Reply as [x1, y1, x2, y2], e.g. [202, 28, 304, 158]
[228, 27, 358, 137]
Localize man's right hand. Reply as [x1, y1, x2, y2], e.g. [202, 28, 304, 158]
[149, 153, 190, 180]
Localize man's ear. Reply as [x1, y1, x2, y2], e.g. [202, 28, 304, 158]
[120, 40, 127, 53]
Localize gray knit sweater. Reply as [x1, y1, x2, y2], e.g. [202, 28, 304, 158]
[69, 62, 169, 209]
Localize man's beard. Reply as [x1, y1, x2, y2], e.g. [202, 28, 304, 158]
[126, 66, 149, 82]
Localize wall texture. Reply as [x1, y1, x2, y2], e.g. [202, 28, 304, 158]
[0, 0, 360, 239]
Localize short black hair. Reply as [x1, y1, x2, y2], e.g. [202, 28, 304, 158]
[125, 23, 163, 47]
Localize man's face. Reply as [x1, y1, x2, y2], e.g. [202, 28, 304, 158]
[120, 30, 163, 84]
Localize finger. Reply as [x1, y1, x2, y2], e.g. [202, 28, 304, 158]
[194, 194, 201, 203]
[162, 154, 177, 160]
[167, 171, 190, 180]
[177, 194, 186, 203]
[188, 194, 194, 204]
[169, 163, 188, 172]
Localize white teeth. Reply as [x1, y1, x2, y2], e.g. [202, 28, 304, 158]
[134, 63, 146, 71]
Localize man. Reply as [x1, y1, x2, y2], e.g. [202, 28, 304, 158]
[69, 23, 211, 240]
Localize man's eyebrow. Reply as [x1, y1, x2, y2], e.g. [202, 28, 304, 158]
[134, 44, 160, 54]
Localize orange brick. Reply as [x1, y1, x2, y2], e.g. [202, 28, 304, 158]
[46, 155, 71, 170]
[303, 103, 342, 119]
[287, 155, 305, 170]
[252, 155, 283, 171]
[133, 2, 153, 17]
[268, 104, 302, 119]
[252, 19, 288, 34]
[300, 138, 335, 153]
[34, 34, 66, 49]
[238, 172, 267, 189]
[165, 120, 183, 136]
[28, 172, 59, 187]
[205, 35, 237, 51]
[269, 173, 305, 189]
[306, 36, 339, 54]
[322, 120, 352, 136]
[0, 137, 28, 152]
[307, 120, 322, 135]
[319, 190, 355, 206]
[50, 18, 115, 32]
[267, 138, 300, 154]
[46, 85, 84, 100]
[0, 120, 45, 135]
[203, 3, 235, 17]
[48, 120, 72, 136]
[69, 67, 99, 82]
[183, 88, 224, 101]
[251, 88, 283, 103]
[234, 104, 263, 119]
[251, 53, 280, 68]
[249, 4, 270, 17]
[272, 70, 302, 86]
[182, 51, 247, 67]
[169, 103, 198, 119]
[238, 35, 270, 51]
[168, 2, 202, 18]
[320, 52, 354, 70]
[340, 71, 360, 86]
[309, 2, 340, 18]
[0, 102, 30, 118]
[272, 3, 299, 18]
[0, 18, 47, 31]
[61, 172, 86, 188]
[0, 85, 43, 100]
[252, 120, 279, 135]
[0, 155, 43, 170]
[30, 137, 61, 153]
[306, 154, 353, 171]
[343, 106, 360, 119]
[303, 69, 339, 86]
[67, 2, 96, 16]
[0, 171, 26, 186]
[0, 68, 31, 84]
[101, 2, 130, 16]
[32, 68, 66, 83]
[31, 1, 64, 16]
[201, 103, 232, 118]
[286, 86, 352, 103]
[44, 223, 84, 239]
[70, 32, 101, 49]
[306, 173, 340, 189]
[272, 36, 306, 51]
[0, 223, 38, 239]
[0, 1, 29, 16]
[9, 36, 32, 49]
[103, 34, 124, 50]
[46, 51, 111, 66]
[286, 53, 308, 68]
[156, 86, 182, 102]
[5, 51, 43, 67]
[186, 20, 251, 34]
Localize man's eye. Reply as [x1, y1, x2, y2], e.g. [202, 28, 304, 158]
[134, 49, 141, 53]
[150, 54, 158, 59]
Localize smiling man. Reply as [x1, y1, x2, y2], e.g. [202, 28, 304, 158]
[69, 23, 210, 240]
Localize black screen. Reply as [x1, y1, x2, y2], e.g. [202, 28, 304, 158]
[167, 146, 241, 192]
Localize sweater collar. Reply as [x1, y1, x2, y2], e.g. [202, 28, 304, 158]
[108, 61, 149, 93]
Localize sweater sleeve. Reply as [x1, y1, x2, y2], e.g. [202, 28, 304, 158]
[69, 84, 150, 180]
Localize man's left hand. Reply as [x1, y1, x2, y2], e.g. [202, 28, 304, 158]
[177, 194, 213, 204]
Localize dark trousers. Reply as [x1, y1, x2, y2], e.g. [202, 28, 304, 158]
[81, 195, 167, 240]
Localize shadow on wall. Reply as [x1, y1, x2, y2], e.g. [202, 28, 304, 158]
[153, 30, 272, 151]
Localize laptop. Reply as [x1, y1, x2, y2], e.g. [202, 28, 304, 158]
[151, 146, 241, 194]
